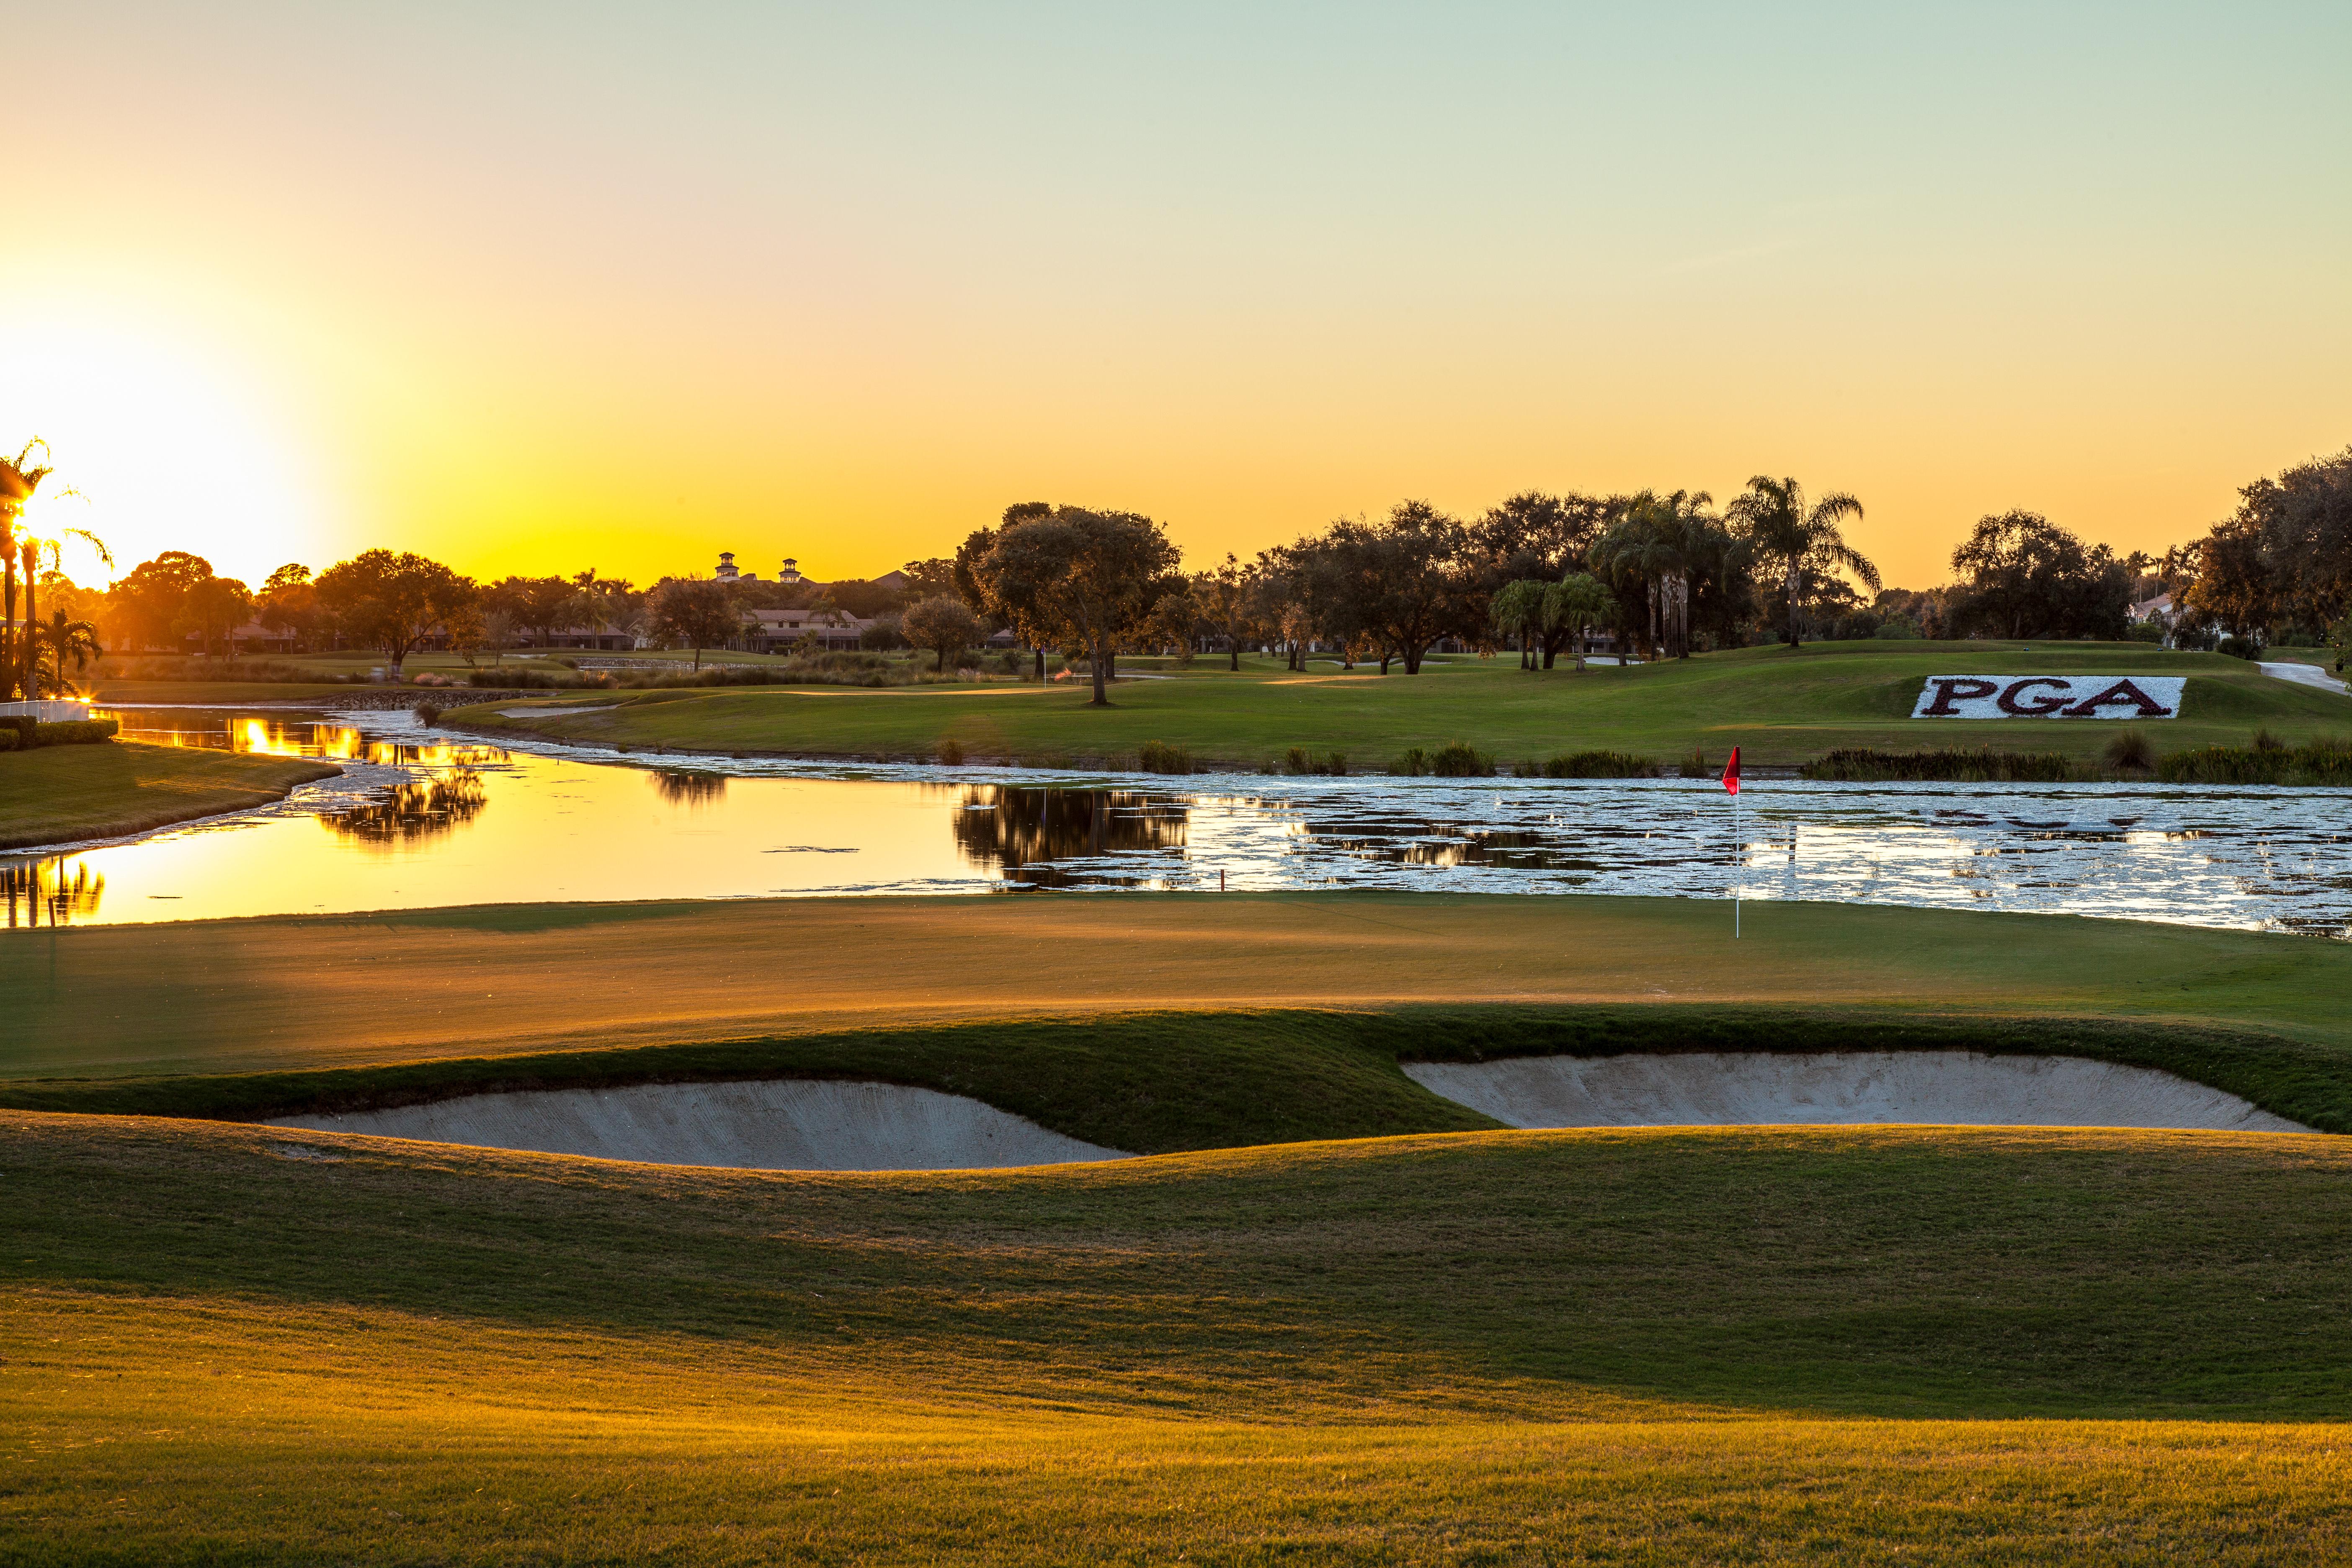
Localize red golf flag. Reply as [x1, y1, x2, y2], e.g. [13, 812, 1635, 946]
[1720, 746, 1741, 796]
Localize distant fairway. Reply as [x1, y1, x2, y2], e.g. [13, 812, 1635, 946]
[8, 1112, 2352, 1563]
[452, 641, 2350, 770]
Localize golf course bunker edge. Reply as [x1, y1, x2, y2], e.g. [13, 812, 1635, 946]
[270, 1080, 1131, 1171]
[1404, 1051, 2312, 1132]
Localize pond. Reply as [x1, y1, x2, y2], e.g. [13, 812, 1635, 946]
[1, 704, 2346, 937]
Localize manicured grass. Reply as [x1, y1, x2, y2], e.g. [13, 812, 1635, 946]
[449, 641, 2352, 770]
[0, 741, 342, 851]
[7, 1112, 2352, 1560]
[9, 894, 2351, 1120]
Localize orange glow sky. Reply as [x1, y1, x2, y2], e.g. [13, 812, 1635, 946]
[5, 4, 2347, 593]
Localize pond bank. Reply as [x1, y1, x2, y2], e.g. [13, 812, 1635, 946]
[0, 742, 342, 853]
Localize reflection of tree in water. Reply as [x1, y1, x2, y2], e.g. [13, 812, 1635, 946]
[652, 769, 728, 807]
[325, 771, 490, 843]
[951, 787, 1188, 886]
[1, 857, 104, 927]
[1293, 812, 1563, 870]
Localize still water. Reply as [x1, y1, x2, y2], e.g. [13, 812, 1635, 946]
[2, 706, 2346, 936]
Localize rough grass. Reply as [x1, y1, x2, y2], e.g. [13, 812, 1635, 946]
[0, 740, 341, 851]
[444, 641, 2352, 770]
[8, 1113, 2352, 1562]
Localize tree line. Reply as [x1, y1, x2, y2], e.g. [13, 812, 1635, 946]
[2164, 445, 2352, 659]
[28, 432, 2342, 692]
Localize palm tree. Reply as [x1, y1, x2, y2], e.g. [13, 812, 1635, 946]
[1548, 572, 1617, 671]
[0, 441, 53, 701]
[35, 607, 103, 694]
[1725, 476, 1879, 650]
[1489, 580, 1554, 668]
[1589, 490, 1718, 660]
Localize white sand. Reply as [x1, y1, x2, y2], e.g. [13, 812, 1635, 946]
[1403, 1052, 2311, 1132]
[2260, 661, 2349, 696]
[271, 1079, 1130, 1170]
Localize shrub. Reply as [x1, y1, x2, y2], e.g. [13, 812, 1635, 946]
[413, 701, 443, 726]
[2125, 620, 2164, 643]
[1394, 747, 1428, 777]
[1137, 740, 1194, 774]
[2216, 635, 2262, 660]
[2103, 729, 2156, 774]
[1873, 618, 1922, 640]
[1801, 748, 2073, 782]
[935, 738, 966, 766]
[1426, 741, 1493, 778]
[1676, 750, 1709, 779]
[30, 719, 119, 747]
[2254, 728, 2288, 752]
[1542, 750, 1659, 779]
[2157, 743, 2352, 787]
[0, 727, 15, 752]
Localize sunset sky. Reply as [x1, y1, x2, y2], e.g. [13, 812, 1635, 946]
[6, 2, 2346, 592]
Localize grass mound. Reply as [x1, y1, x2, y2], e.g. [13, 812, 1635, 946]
[8, 1112, 2352, 1560]
[10, 1003, 2349, 1143]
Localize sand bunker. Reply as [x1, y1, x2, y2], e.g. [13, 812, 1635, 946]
[1403, 1052, 2311, 1132]
[271, 1080, 1130, 1171]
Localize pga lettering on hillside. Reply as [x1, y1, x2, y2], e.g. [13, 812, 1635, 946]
[1912, 676, 2185, 720]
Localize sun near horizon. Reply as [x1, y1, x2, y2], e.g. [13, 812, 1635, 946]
[5, 3, 2347, 591]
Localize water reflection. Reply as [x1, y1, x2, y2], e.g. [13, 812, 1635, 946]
[9, 707, 2352, 937]
[951, 787, 1188, 887]
[95, 708, 499, 770]
[323, 771, 490, 844]
[652, 769, 729, 807]
[2, 858, 104, 926]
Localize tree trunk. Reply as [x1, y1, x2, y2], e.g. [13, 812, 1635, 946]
[693, 645, 702, 671]
[1089, 634, 1110, 705]
[1228, 640, 1240, 672]
[1785, 563, 1803, 648]
[1034, 647, 1046, 681]
[1573, 626, 1587, 673]
[1, 552, 15, 702]
[1403, 643, 1424, 675]
[21, 551, 38, 699]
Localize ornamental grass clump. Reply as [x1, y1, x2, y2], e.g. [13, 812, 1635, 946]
[2103, 728, 2156, 775]
[1137, 740, 1194, 774]
[1801, 748, 2073, 783]
[1282, 747, 1347, 776]
[1676, 750, 1711, 779]
[935, 738, 966, 766]
[1540, 750, 1659, 779]
[2157, 740, 2352, 787]
[1426, 741, 1493, 778]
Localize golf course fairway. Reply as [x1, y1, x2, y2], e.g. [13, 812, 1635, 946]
[453, 640, 2351, 770]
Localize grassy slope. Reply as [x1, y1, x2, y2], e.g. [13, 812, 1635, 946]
[11, 1006, 2352, 1146]
[0, 741, 341, 851]
[451, 642, 2351, 769]
[8, 1113, 2352, 1562]
[8, 894, 2351, 1126]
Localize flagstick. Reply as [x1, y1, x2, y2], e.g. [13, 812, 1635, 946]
[1733, 788, 1741, 939]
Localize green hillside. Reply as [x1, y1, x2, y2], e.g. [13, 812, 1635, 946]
[451, 641, 2348, 770]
